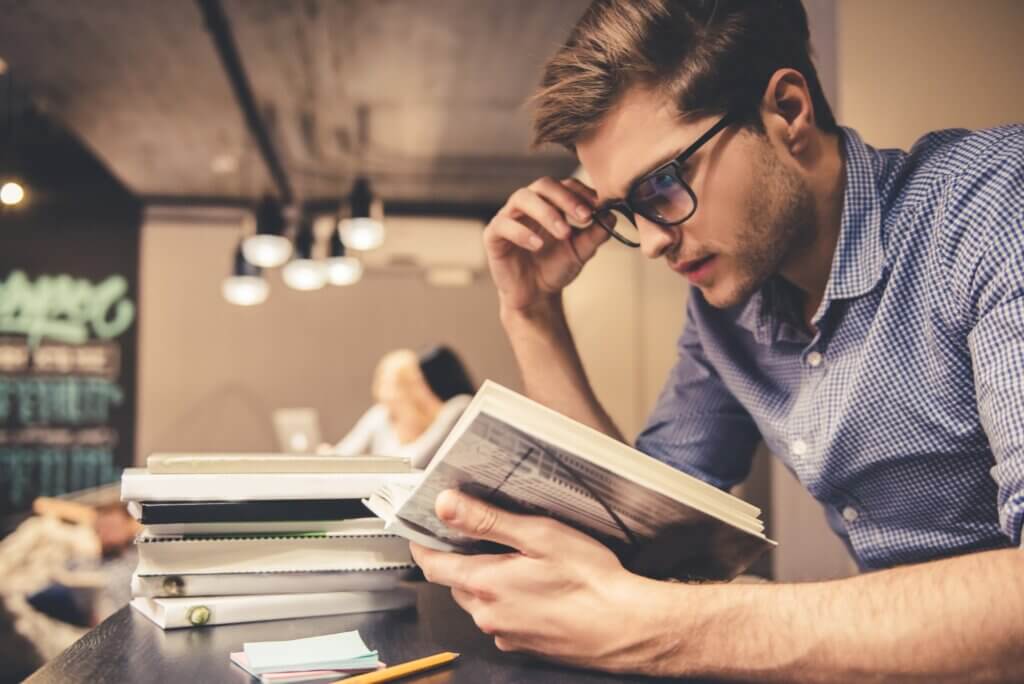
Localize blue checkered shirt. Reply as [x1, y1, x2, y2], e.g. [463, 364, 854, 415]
[636, 124, 1024, 570]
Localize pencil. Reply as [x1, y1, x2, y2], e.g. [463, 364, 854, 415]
[328, 651, 459, 684]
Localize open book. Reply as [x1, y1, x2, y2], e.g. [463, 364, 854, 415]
[366, 381, 776, 582]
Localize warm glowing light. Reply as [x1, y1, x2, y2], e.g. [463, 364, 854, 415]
[242, 234, 292, 268]
[1, 182, 25, 206]
[221, 275, 269, 306]
[282, 259, 328, 291]
[326, 256, 363, 286]
[338, 217, 385, 251]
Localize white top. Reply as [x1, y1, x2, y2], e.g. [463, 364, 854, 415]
[333, 394, 472, 469]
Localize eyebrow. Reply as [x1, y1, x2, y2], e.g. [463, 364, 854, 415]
[608, 145, 686, 202]
[614, 148, 679, 198]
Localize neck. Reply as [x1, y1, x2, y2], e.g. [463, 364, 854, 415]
[779, 131, 846, 328]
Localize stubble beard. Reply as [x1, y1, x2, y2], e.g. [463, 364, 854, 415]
[705, 141, 817, 309]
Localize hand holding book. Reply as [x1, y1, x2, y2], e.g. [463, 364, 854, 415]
[409, 488, 679, 672]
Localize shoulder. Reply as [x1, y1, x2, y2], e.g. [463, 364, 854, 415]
[441, 394, 472, 412]
[936, 126, 1024, 320]
[874, 125, 1024, 323]
[361, 403, 390, 425]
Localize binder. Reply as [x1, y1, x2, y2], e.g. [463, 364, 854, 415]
[131, 567, 417, 597]
[130, 589, 416, 629]
[135, 527, 412, 575]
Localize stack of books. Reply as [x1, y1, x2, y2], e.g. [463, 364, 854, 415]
[121, 453, 423, 629]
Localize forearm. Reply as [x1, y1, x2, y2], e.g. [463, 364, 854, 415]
[500, 296, 624, 441]
[643, 548, 1024, 682]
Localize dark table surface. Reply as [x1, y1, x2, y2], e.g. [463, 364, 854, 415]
[26, 582, 705, 683]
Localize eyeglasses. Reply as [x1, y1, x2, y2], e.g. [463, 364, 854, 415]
[589, 111, 736, 248]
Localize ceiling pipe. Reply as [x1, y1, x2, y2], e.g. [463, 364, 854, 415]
[196, 0, 294, 205]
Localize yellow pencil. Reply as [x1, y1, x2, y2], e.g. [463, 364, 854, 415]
[328, 651, 460, 684]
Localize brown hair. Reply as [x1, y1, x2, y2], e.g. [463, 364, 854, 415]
[532, 0, 837, 149]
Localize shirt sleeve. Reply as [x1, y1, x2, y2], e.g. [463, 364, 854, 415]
[635, 296, 762, 491]
[967, 211, 1024, 546]
[333, 404, 387, 456]
[949, 130, 1024, 546]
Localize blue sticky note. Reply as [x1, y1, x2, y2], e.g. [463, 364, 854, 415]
[244, 630, 379, 674]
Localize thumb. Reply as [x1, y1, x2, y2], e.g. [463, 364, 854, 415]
[571, 223, 612, 263]
[435, 490, 545, 556]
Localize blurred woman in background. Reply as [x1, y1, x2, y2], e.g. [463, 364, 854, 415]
[328, 345, 475, 468]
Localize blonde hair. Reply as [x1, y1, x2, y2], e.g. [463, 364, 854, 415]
[372, 349, 443, 444]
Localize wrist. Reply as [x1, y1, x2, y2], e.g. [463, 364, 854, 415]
[499, 294, 565, 332]
[624, 579, 741, 678]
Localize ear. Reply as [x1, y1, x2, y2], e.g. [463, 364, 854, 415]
[759, 68, 816, 158]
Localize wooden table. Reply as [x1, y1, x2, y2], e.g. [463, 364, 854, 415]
[27, 582, 706, 683]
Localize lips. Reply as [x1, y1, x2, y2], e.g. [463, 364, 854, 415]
[672, 254, 715, 274]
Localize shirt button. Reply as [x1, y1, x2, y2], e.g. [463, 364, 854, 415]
[806, 351, 823, 368]
[842, 506, 859, 522]
[790, 439, 808, 457]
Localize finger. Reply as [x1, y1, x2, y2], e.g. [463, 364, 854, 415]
[410, 543, 510, 598]
[484, 214, 545, 253]
[435, 489, 564, 557]
[528, 176, 596, 228]
[561, 178, 600, 226]
[571, 223, 613, 263]
[452, 588, 507, 637]
[508, 187, 572, 240]
[450, 587, 483, 612]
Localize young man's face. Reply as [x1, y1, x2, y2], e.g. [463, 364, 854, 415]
[576, 86, 816, 308]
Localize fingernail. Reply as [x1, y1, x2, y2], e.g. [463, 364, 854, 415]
[437, 490, 461, 522]
[575, 205, 590, 220]
[529, 235, 544, 250]
[555, 220, 571, 238]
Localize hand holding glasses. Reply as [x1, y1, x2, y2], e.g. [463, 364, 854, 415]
[482, 111, 735, 313]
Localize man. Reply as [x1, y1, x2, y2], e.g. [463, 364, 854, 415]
[410, 0, 1024, 679]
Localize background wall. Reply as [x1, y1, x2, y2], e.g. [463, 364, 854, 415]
[137, 219, 521, 458]
[136, 216, 685, 460]
[838, 0, 1024, 150]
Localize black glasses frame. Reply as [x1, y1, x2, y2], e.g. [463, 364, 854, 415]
[591, 111, 736, 248]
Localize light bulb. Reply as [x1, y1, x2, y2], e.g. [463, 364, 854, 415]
[221, 275, 269, 306]
[1, 182, 25, 206]
[326, 256, 363, 286]
[242, 234, 292, 268]
[282, 259, 328, 291]
[338, 217, 384, 251]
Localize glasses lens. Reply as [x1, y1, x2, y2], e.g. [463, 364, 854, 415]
[632, 172, 695, 223]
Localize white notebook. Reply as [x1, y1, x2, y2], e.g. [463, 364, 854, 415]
[130, 589, 416, 629]
[131, 567, 416, 598]
[139, 519, 379, 536]
[120, 468, 422, 502]
[135, 525, 412, 576]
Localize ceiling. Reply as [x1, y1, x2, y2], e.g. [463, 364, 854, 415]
[0, 0, 590, 207]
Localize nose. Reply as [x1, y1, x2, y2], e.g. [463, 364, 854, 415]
[636, 216, 679, 259]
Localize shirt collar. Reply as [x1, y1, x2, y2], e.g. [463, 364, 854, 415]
[822, 127, 886, 303]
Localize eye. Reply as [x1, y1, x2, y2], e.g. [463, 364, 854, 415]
[653, 173, 676, 190]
